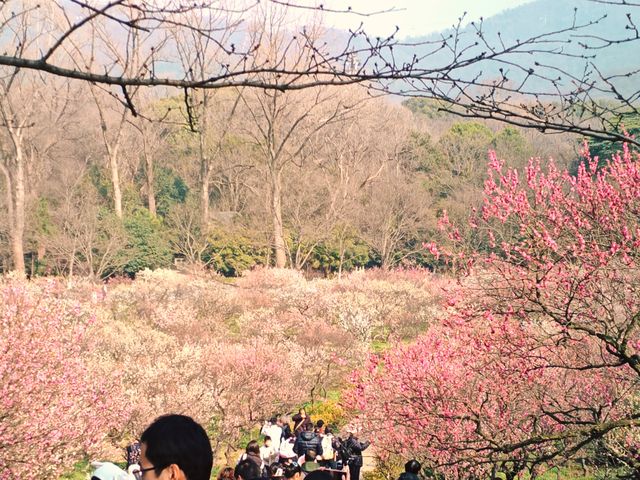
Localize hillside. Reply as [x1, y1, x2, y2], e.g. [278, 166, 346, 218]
[393, 0, 639, 96]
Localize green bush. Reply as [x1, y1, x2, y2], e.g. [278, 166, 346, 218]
[204, 229, 268, 276]
[307, 230, 374, 274]
[579, 112, 640, 170]
[153, 167, 189, 217]
[121, 208, 173, 276]
[88, 164, 113, 206]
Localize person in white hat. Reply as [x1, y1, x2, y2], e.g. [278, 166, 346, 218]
[91, 461, 131, 480]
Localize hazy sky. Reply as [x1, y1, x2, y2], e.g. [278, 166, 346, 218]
[315, 0, 534, 38]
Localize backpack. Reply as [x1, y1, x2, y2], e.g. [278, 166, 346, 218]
[321, 435, 335, 459]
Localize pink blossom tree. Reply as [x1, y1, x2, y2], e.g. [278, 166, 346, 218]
[348, 145, 640, 479]
[202, 341, 310, 463]
[0, 281, 125, 479]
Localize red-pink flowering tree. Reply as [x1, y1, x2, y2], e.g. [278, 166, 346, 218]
[0, 281, 125, 480]
[347, 145, 640, 479]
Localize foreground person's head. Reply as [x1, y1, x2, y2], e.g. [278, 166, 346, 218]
[282, 463, 302, 480]
[235, 459, 261, 480]
[404, 460, 421, 475]
[135, 414, 213, 480]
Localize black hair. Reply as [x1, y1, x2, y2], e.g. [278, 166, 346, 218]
[315, 420, 324, 429]
[218, 466, 236, 480]
[235, 459, 262, 480]
[246, 439, 260, 455]
[282, 463, 302, 479]
[269, 463, 284, 478]
[325, 425, 332, 435]
[304, 422, 314, 432]
[304, 450, 317, 462]
[304, 471, 334, 480]
[140, 414, 213, 480]
[264, 435, 272, 442]
[405, 460, 422, 474]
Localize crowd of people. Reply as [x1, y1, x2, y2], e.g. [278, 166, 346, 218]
[248, 408, 370, 480]
[89, 412, 422, 480]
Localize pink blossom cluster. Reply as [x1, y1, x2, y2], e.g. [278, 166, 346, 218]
[347, 145, 640, 478]
[0, 281, 125, 479]
[0, 265, 449, 476]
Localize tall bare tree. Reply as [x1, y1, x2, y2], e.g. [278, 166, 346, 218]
[171, 8, 243, 221]
[84, 17, 159, 218]
[128, 108, 165, 217]
[0, 3, 73, 273]
[233, 5, 372, 267]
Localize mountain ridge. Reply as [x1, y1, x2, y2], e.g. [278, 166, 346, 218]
[391, 0, 639, 95]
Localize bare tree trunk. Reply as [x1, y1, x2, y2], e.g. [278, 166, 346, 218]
[338, 226, 346, 279]
[198, 90, 211, 223]
[201, 172, 210, 223]
[147, 167, 156, 216]
[200, 157, 210, 225]
[198, 122, 211, 223]
[270, 169, 286, 268]
[0, 97, 29, 275]
[224, 444, 235, 468]
[10, 149, 25, 274]
[68, 242, 75, 278]
[143, 138, 156, 216]
[1, 163, 14, 263]
[91, 87, 126, 219]
[108, 150, 123, 218]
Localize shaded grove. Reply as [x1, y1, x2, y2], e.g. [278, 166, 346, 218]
[0, 78, 576, 277]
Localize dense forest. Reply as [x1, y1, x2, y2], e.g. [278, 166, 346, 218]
[0, 80, 582, 277]
[2, 0, 639, 279]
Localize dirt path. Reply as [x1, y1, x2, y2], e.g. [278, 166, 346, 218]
[361, 448, 376, 473]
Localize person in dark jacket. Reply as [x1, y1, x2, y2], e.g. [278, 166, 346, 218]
[292, 408, 312, 434]
[236, 459, 262, 480]
[239, 440, 263, 472]
[398, 460, 421, 480]
[125, 440, 141, 469]
[343, 430, 370, 480]
[282, 462, 302, 480]
[294, 422, 323, 457]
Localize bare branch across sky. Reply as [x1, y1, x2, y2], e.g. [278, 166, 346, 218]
[0, 0, 639, 144]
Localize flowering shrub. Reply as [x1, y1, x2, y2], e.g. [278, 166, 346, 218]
[348, 145, 640, 479]
[0, 281, 125, 479]
[237, 267, 305, 290]
[135, 267, 189, 285]
[347, 313, 633, 479]
[1, 262, 450, 476]
[329, 275, 446, 344]
[347, 267, 440, 288]
[105, 271, 238, 340]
